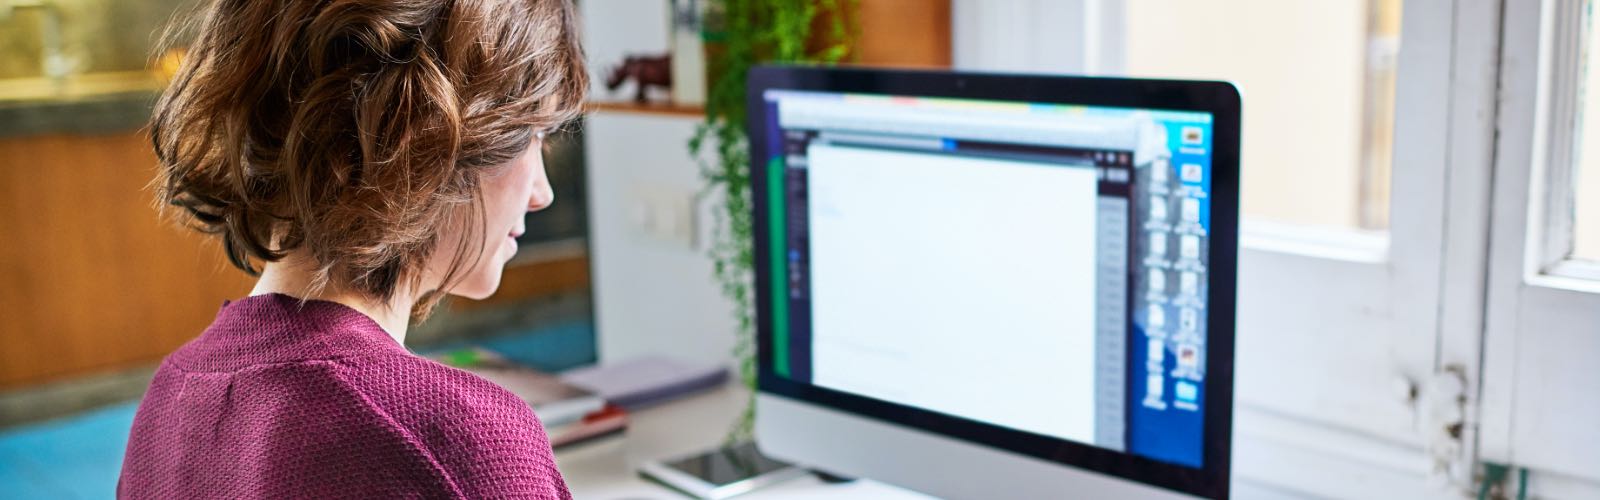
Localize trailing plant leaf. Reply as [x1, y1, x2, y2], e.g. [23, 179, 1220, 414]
[690, 0, 855, 445]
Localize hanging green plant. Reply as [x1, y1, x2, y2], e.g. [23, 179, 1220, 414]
[689, 0, 854, 444]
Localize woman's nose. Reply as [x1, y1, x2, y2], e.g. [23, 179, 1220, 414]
[528, 183, 554, 212]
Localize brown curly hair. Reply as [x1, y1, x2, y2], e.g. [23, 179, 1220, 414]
[151, 0, 588, 318]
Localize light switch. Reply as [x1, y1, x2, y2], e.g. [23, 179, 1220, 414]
[628, 183, 697, 249]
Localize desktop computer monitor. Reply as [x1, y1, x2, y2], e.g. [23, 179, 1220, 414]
[749, 66, 1239, 499]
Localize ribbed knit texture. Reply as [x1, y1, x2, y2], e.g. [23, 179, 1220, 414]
[118, 293, 572, 499]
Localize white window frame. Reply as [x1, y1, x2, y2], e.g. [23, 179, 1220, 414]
[1482, 0, 1600, 495]
[955, 1, 1499, 497]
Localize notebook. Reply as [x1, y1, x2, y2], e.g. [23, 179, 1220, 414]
[559, 356, 729, 411]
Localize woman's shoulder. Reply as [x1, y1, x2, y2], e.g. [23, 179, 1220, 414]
[332, 352, 569, 496]
[335, 352, 539, 425]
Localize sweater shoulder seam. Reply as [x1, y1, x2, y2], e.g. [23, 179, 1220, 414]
[326, 361, 470, 497]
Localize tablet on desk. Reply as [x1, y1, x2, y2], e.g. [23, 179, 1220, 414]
[638, 442, 808, 499]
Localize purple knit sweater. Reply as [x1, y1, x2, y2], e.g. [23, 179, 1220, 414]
[118, 293, 572, 499]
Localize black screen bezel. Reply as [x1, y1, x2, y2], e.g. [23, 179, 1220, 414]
[748, 65, 1240, 500]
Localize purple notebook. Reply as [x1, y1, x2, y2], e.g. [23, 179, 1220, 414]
[559, 357, 729, 410]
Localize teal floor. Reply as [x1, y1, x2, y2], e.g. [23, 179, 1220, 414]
[0, 402, 138, 498]
[0, 320, 594, 499]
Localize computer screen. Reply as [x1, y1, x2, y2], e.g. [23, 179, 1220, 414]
[758, 88, 1216, 468]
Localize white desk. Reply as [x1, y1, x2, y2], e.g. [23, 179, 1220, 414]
[553, 384, 933, 499]
[552, 384, 1326, 500]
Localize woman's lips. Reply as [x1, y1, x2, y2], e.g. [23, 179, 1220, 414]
[506, 229, 525, 256]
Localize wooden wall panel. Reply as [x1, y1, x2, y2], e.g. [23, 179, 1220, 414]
[0, 132, 255, 390]
[451, 255, 591, 312]
[0, 132, 592, 390]
[854, 0, 953, 68]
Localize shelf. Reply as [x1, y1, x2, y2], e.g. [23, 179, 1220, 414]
[586, 101, 704, 118]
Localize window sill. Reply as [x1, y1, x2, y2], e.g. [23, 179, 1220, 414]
[1531, 259, 1600, 295]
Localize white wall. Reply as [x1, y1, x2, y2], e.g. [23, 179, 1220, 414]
[578, 1, 737, 368]
[583, 112, 736, 368]
[579, 0, 739, 366]
[951, 0, 1087, 74]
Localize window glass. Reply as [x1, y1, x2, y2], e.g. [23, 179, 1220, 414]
[1124, 0, 1402, 230]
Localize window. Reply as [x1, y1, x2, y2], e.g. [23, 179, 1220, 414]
[1483, 0, 1600, 494]
[1573, 3, 1600, 261]
[1525, 0, 1600, 269]
[1122, 0, 1402, 230]
[1578, 163, 1599, 260]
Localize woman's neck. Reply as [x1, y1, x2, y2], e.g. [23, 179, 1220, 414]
[250, 254, 414, 344]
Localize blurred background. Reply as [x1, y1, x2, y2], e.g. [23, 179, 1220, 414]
[1, 0, 1598, 498]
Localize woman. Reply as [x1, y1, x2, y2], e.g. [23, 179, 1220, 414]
[118, 0, 587, 497]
